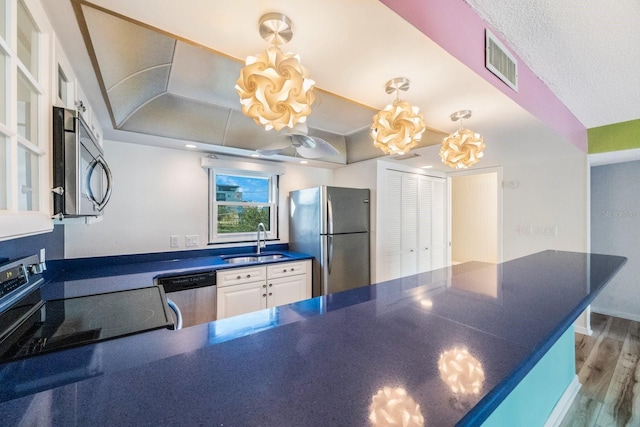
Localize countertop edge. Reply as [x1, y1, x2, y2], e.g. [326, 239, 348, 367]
[458, 253, 628, 426]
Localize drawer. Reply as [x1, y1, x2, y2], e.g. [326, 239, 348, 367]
[267, 260, 309, 279]
[217, 266, 266, 287]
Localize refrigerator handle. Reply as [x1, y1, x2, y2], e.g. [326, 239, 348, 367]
[327, 235, 333, 274]
[327, 193, 334, 235]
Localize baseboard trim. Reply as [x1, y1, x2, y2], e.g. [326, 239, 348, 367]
[544, 375, 581, 427]
[574, 325, 592, 336]
[591, 307, 640, 323]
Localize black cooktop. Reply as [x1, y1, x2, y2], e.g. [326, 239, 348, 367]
[0, 286, 174, 363]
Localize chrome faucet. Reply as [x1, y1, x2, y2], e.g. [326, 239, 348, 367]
[256, 222, 267, 254]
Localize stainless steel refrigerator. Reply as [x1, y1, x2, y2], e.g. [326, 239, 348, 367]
[289, 186, 370, 297]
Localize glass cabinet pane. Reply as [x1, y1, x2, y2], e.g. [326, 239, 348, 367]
[0, 52, 5, 125]
[17, 143, 38, 211]
[17, 70, 37, 142]
[17, 0, 38, 78]
[0, 135, 6, 209]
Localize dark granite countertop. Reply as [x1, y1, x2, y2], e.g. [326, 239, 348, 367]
[0, 250, 626, 426]
[40, 248, 313, 299]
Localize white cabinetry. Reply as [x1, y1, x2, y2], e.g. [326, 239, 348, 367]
[0, 0, 107, 241]
[217, 260, 311, 320]
[378, 169, 447, 281]
[0, 0, 55, 240]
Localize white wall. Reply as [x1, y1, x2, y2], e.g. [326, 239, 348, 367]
[591, 160, 640, 322]
[334, 154, 585, 282]
[64, 140, 333, 258]
[65, 136, 588, 266]
[501, 154, 588, 261]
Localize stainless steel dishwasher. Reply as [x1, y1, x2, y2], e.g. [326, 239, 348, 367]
[156, 270, 216, 329]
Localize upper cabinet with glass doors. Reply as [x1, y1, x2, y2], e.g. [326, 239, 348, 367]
[0, 0, 53, 240]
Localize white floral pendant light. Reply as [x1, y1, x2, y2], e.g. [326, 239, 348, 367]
[371, 77, 426, 155]
[236, 13, 316, 131]
[440, 110, 485, 169]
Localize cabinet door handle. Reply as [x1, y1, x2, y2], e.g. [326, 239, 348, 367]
[290, 268, 295, 272]
[262, 294, 266, 297]
[269, 283, 272, 287]
[263, 284, 267, 288]
[268, 293, 272, 296]
[283, 268, 287, 273]
[246, 274, 251, 278]
[236, 276, 241, 280]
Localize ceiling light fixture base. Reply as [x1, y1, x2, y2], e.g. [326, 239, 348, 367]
[450, 110, 472, 122]
[259, 13, 293, 45]
[385, 77, 410, 94]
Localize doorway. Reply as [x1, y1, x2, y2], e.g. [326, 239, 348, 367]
[450, 168, 503, 264]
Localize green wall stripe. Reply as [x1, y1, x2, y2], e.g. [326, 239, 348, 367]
[482, 326, 575, 426]
[588, 118, 640, 154]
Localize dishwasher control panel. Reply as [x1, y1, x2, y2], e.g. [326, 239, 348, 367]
[156, 270, 216, 293]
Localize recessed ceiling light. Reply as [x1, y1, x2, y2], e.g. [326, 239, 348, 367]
[300, 160, 308, 164]
[251, 154, 260, 158]
[185, 144, 197, 149]
[420, 165, 433, 169]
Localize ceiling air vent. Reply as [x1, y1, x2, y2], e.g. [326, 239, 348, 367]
[485, 29, 518, 91]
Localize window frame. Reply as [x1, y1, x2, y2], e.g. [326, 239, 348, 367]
[208, 168, 279, 244]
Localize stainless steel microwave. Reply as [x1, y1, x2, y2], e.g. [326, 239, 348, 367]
[52, 106, 113, 219]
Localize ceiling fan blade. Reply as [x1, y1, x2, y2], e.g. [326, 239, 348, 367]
[292, 135, 340, 159]
[255, 136, 294, 156]
[256, 148, 287, 156]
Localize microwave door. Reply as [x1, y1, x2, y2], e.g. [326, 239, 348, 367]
[85, 156, 113, 212]
[79, 146, 98, 215]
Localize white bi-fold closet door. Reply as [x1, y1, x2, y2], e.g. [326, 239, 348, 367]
[378, 169, 448, 282]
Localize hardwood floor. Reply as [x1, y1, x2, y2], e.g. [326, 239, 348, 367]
[560, 313, 640, 427]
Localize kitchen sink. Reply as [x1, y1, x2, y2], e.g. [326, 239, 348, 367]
[221, 253, 287, 264]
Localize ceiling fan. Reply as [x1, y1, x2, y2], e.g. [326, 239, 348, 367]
[256, 123, 340, 159]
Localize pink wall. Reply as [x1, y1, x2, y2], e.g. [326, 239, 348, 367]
[380, 0, 587, 152]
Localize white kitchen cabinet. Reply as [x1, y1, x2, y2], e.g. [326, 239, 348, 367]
[378, 169, 447, 281]
[216, 260, 311, 320]
[217, 265, 266, 287]
[0, 0, 55, 241]
[217, 280, 268, 319]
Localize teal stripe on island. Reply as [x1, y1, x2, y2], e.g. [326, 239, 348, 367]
[482, 326, 576, 426]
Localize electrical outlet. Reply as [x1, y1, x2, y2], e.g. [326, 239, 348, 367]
[185, 235, 199, 247]
[170, 235, 180, 248]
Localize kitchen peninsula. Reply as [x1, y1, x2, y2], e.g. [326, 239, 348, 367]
[0, 250, 626, 426]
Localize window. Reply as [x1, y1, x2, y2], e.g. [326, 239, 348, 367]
[209, 169, 279, 243]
